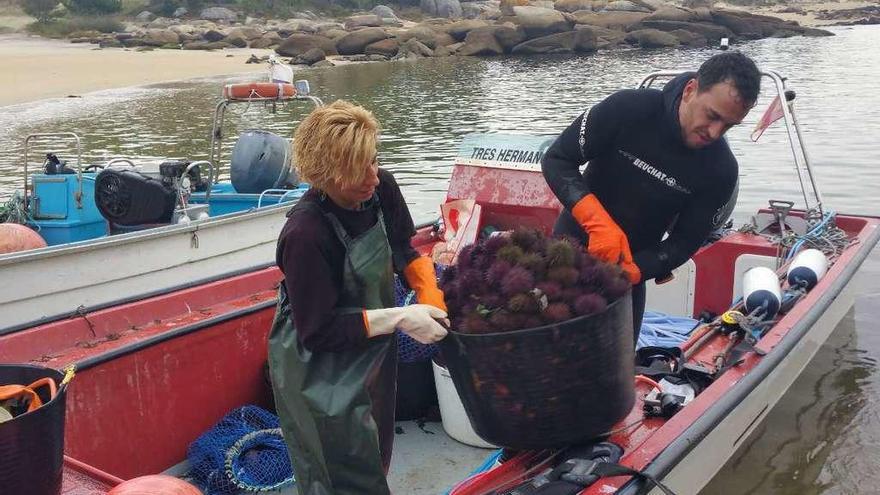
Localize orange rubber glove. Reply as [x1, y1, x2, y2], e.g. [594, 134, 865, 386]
[571, 194, 640, 284]
[403, 256, 448, 312]
[619, 250, 642, 285]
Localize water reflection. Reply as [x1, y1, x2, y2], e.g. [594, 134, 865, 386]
[2, 25, 880, 494]
[704, 303, 875, 494]
[4, 29, 880, 222]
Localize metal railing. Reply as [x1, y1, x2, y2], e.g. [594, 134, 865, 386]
[23, 133, 83, 211]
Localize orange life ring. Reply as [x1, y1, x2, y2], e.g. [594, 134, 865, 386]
[222, 82, 296, 101]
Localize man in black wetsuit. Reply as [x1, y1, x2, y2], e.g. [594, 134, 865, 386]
[541, 51, 762, 344]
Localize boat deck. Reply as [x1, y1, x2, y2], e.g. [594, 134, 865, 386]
[154, 420, 494, 495]
[389, 420, 495, 495]
[6, 206, 878, 494]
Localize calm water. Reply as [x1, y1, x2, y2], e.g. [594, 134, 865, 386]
[2, 26, 879, 494]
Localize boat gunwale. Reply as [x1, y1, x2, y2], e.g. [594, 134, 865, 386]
[0, 262, 277, 337]
[73, 298, 278, 372]
[0, 218, 440, 336]
[0, 200, 294, 267]
[55, 215, 878, 493]
[615, 215, 880, 494]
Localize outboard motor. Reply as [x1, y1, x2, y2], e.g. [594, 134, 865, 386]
[94, 160, 202, 226]
[230, 130, 296, 194]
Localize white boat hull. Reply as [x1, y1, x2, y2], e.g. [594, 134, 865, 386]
[646, 281, 857, 495]
[0, 204, 290, 333]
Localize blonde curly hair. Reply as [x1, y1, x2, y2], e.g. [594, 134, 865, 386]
[293, 100, 379, 191]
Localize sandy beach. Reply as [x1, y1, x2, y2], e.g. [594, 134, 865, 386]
[723, 0, 876, 27]
[0, 34, 275, 107]
[0, 0, 873, 108]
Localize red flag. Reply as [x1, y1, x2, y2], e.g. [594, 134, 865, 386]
[751, 95, 785, 142]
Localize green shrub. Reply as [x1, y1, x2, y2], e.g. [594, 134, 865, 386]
[148, 0, 202, 17]
[236, 0, 317, 17]
[181, 0, 202, 14]
[313, 1, 353, 17]
[20, 0, 61, 22]
[150, 0, 178, 16]
[27, 15, 123, 36]
[62, 0, 121, 15]
[120, 0, 148, 14]
[26, 20, 69, 36]
[68, 14, 122, 30]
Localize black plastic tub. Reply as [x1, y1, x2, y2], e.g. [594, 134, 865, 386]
[439, 292, 635, 450]
[0, 364, 67, 495]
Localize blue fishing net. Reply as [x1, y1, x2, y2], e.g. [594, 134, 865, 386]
[187, 405, 294, 494]
[393, 264, 445, 363]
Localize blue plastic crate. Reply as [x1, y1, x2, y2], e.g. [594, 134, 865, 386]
[190, 183, 308, 216]
[29, 173, 107, 245]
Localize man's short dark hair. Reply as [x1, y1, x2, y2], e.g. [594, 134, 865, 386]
[697, 52, 761, 108]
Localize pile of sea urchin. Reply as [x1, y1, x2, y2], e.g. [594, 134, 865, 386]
[439, 229, 631, 334]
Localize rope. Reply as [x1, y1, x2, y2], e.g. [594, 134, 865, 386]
[740, 208, 854, 269]
[75, 305, 97, 338]
[602, 418, 646, 437]
[781, 209, 854, 262]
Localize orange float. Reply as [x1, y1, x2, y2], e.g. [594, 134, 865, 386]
[0, 223, 47, 254]
[108, 475, 202, 495]
[222, 82, 296, 101]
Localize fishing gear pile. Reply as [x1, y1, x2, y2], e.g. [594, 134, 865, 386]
[439, 229, 631, 334]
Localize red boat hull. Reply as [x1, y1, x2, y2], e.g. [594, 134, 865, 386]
[2, 164, 878, 494]
[1, 268, 280, 480]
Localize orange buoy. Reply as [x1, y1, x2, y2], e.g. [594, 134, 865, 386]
[108, 475, 202, 495]
[222, 82, 296, 101]
[0, 223, 47, 254]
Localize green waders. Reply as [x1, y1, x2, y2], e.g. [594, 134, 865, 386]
[268, 199, 397, 495]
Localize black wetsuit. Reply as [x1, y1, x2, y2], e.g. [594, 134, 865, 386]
[542, 73, 738, 341]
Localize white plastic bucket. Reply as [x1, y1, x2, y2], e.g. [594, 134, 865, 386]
[432, 360, 497, 449]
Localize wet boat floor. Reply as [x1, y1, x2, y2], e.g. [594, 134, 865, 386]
[387, 420, 495, 494]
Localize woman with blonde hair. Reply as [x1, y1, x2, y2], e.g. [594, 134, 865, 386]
[268, 100, 448, 494]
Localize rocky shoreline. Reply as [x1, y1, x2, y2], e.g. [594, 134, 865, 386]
[61, 2, 839, 69]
